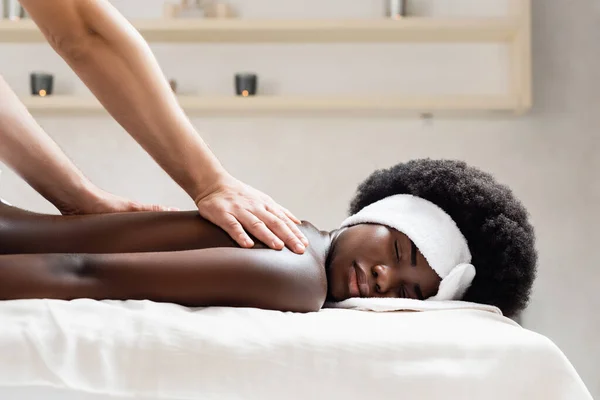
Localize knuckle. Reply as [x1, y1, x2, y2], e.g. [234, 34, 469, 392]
[270, 209, 286, 220]
[270, 217, 287, 231]
[282, 232, 298, 242]
[250, 219, 266, 229]
[228, 201, 243, 210]
[225, 217, 241, 229]
[214, 201, 231, 211]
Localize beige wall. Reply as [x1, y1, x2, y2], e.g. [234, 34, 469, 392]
[0, 0, 598, 396]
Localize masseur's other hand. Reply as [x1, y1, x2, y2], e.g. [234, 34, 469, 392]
[58, 186, 177, 216]
[195, 174, 308, 254]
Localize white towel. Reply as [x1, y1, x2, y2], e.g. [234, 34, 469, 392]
[325, 297, 501, 314]
[0, 299, 593, 400]
[340, 194, 476, 301]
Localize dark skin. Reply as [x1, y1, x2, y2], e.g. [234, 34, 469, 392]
[327, 224, 441, 302]
[0, 202, 440, 312]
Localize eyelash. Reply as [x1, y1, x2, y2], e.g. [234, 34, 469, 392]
[399, 285, 407, 298]
[394, 240, 400, 262]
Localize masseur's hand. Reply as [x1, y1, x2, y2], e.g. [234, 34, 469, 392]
[58, 186, 177, 216]
[195, 174, 308, 254]
[16, 0, 305, 252]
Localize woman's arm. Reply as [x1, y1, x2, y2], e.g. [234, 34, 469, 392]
[0, 247, 327, 312]
[18, 0, 308, 253]
[0, 202, 238, 255]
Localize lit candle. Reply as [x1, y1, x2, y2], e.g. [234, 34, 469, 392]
[388, 0, 407, 19]
[235, 73, 257, 97]
[5, 0, 26, 21]
[30, 73, 54, 97]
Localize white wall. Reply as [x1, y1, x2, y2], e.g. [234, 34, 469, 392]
[0, 0, 598, 396]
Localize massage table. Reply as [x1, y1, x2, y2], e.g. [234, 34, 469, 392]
[0, 298, 592, 400]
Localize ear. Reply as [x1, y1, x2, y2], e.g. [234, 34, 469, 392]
[428, 263, 476, 301]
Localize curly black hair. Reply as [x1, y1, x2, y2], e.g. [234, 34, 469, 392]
[348, 159, 537, 317]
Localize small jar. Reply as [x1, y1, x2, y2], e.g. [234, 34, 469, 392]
[388, 0, 407, 19]
[235, 73, 257, 97]
[204, 1, 236, 19]
[163, 1, 182, 19]
[30, 73, 54, 97]
[178, 0, 205, 18]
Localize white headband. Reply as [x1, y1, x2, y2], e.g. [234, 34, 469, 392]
[340, 194, 475, 301]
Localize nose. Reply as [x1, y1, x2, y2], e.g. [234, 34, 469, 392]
[372, 264, 394, 294]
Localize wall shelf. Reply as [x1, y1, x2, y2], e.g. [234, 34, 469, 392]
[0, 18, 518, 43]
[21, 95, 518, 116]
[4, 1, 531, 114]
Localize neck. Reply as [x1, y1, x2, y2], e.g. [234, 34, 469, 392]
[324, 228, 344, 271]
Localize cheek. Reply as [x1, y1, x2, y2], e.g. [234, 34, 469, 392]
[330, 253, 351, 280]
[421, 266, 441, 297]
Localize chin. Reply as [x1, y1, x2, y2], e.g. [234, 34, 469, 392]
[325, 266, 345, 302]
[326, 278, 349, 302]
[325, 280, 341, 302]
[328, 291, 344, 302]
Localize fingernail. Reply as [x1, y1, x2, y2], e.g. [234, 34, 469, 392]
[294, 243, 305, 253]
[244, 239, 254, 247]
[301, 237, 309, 246]
[272, 240, 284, 249]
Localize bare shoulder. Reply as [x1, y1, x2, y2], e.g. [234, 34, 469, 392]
[270, 220, 330, 310]
[298, 221, 331, 266]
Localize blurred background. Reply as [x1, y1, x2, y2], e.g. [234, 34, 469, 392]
[0, 0, 598, 396]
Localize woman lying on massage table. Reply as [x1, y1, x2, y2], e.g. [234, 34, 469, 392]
[0, 159, 537, 317]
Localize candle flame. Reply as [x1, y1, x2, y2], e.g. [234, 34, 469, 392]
[39, 90, 47, 97]
[242, 90, 249, 97]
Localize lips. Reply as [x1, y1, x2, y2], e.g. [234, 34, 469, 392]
[348, 263, 370, 298]
[348, 265, 360, 298]
[355, 266, 370, 297]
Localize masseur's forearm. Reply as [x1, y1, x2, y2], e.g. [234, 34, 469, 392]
[0, 76, 95, 210]
[20, 0, 225, 200]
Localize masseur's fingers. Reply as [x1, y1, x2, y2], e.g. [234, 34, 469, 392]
[58, 187, 178, 215]
[195, 174, 308, 254]
[94, 194, 179, 213]
[236, 209, 284, 250]
[219, 212, 256, 249]
[266, 204, 308, 246]
[128, 202, 179, 213]
[281, 206, 302, 225]
[241, 208, 307, 253]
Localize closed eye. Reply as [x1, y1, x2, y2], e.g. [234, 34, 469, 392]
[394, 240, 400, 262]
[415, 284, 424, 300]
[410, 240, 417, 266]
[401, 285, 408, 299]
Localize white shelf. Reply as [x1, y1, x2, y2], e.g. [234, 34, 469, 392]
[21, 95, 519, 116]
[4, 2, 531, 114]
[0, 18, 518, 43]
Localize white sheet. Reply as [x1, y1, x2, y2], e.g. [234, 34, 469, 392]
[0, 299, 592, 400]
